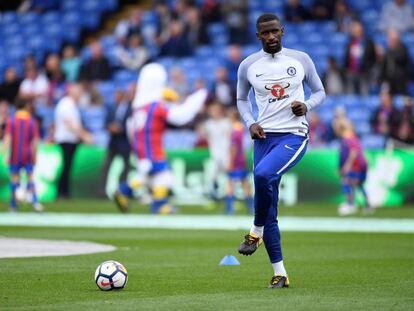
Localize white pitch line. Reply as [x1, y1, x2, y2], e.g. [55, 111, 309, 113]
[0, 213, 413, 233]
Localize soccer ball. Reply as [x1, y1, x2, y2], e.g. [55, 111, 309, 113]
[94, 260, 128, 291]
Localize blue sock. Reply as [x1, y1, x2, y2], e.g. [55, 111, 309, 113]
[27, 182, 38, 205]
[225, 195, 235, 214]
[245, 196, 254, 214]
[341, 182, 353, 205]
[118, 182, 133, 198]
[10, 182, 18, 209]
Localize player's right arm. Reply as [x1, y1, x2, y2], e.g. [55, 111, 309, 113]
[236, 61, 266, 139]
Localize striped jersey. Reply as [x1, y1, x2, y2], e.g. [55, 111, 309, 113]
[237, 48, 325, 136]
[340, 135, 367, 172]
[229, 122, 247, 170]
[5, 111, 39, 165]
[131, 101, 168, 161]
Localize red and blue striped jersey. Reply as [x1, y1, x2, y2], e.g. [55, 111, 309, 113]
[5, 111, 39, 165]
[229, 122, 247, 170]
[132, 102, 169, 161]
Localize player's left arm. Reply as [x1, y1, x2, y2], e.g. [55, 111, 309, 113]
[293, 53, 326, 116]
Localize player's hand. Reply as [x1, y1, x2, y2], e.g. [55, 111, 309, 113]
[249, 123, 266, 139]
[291, 101, 307, 116]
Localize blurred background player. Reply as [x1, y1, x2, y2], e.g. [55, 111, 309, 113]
[114, 63, 208, 214]
[201, 102, 232, 201]
[225, 107, 254, 215]
[335, 118, 372, 216]
[2, 99, 42, 212]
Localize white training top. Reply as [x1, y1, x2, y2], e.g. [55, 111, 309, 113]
[237, 48, 325, 136]
[54, 96, 82, 143]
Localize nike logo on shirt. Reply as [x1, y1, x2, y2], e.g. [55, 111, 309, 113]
[256, 73, 265, 77]
[284, 144, 294, 150]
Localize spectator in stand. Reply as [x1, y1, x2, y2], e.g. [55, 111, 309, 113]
[159, 19, 193, 57]
[212, 67, 233, 107]
[379, 0, 414, 34]
[311, 0, 337, 20]
[114, 9, 143, 45]
[379, 29, 411, 95]
[116, 34, 149, 71]
[79, 41, 112, 82]
[0, 67, 22, 106]
[221, 0, 248, 45]
[0, 100, 9, 140]
[284, 0, 310, 23]
[371, 90, 400, 137]
[61, 45, 81, 82]
[99, 89, 132, 197]
[45, 53, 67, 106]
[172, 0, 191, 20]
[201, 0, 221, 23]
[308, 111, 328, 147]
[23, 54, 37, 71]
[19, 64, 49, 108]
[323, 56, 345, 95]
[393, 96, 414, 145]
[343, 21, 377, 95]
[78, 84, 104, 108]
[226, 44, 243, 90]
[185, 6, 210, 46]
[334, 0, 358, 33]
[154, 0, 172, 45]
[168, 67, 189, 99]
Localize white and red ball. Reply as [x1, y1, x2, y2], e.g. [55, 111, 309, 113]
[95, 260, 128, 291]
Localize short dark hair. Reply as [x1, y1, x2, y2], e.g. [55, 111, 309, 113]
[15, 98, 28, 110]
[256, 13, 280, 30]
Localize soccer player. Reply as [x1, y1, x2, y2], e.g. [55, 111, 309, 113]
[114, 63, 208, 214]
[3, 99, 42, 212]
[335, 119, 372, 216]
[236, 13, 325, 288]
[225, 107, 254, 215]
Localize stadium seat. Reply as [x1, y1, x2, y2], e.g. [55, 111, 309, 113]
[361, 134, 385, 149]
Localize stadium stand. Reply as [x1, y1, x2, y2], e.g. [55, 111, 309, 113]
[0, 0, 413, 149]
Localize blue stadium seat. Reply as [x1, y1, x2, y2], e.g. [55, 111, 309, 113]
[62, 0, 79, 10]
[2, 12, 18, 24]
[96, 82, 116, 103]
[41, 11, 61, 24]
[362, 134, 385, 149]
[81, 106, 107, 131]
[113, 70, 137, 84]
[100, 35, 117, 49]
[353, 122, 371, 136]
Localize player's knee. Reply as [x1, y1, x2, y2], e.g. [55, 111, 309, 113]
[254, 166, 272, 183]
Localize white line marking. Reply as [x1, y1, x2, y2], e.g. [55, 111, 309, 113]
[0, 213, 413, 233]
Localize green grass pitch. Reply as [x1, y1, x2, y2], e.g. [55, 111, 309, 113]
[0, 201, 413, 310]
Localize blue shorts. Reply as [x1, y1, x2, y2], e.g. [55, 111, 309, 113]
[346, 171, 367, 183]
[9, 163, 34, 175]
[228, 169, 248, 180]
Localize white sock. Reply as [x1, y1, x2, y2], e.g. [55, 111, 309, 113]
[249, 225, 264, 238]
[272, 260, 287, 277]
